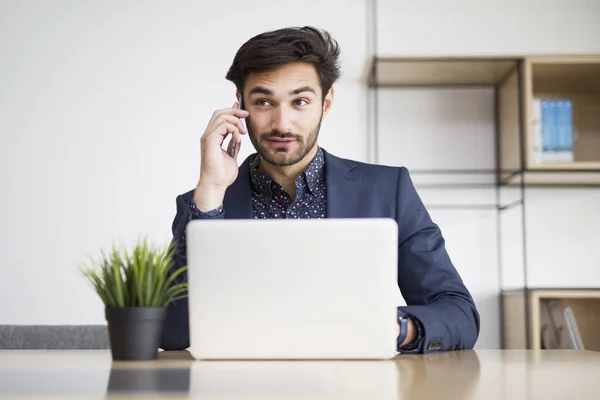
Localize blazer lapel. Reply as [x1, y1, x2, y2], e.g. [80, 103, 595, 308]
[323, 149, 362, 218]
[223, 156, 254, 219]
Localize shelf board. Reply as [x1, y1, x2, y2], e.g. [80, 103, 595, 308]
[369, 57, 519, 86]
[501, 170, 600, 186]
[503, 288, 600, 298]
[532, 62, 600, 93]
[528, 162, 600, 171]
[533, 290, 600, 299]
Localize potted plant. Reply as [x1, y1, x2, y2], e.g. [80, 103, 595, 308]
[81, 238, 188, 361]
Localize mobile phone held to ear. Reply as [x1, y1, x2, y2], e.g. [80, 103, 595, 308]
[228, 97, 244, 158]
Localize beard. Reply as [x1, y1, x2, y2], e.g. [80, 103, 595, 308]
[247, 114, 322, 167]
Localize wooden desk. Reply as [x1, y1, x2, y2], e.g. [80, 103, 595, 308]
[0, 350, 599, 399]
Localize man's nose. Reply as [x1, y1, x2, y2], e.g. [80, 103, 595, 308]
[271, 105, 293, 133]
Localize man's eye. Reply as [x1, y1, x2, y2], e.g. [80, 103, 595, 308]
[294, 99, 309, 106]
[256, 99, 271, 106]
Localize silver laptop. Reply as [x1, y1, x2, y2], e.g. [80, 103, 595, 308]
[185, 218, 399, 360]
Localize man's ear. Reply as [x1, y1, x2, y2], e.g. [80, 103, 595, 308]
[322, 87, 334, 117]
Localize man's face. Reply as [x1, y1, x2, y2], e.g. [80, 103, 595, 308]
[241, 62, 333, 167]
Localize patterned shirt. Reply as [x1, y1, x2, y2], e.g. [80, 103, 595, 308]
[190, 147, 327, 219]
[249, 147, 327, 219]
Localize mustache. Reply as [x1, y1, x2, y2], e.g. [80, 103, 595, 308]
[260, 131, 302, 141]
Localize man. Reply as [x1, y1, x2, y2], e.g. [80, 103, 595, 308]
[161, 26, 480, 354]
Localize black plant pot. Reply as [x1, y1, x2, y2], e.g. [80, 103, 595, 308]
[105, 307, 167, 361]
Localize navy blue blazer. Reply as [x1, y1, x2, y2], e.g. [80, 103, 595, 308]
[161, 149, 480, 353]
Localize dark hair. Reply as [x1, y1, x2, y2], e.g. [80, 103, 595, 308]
[225, 26, 341, 98]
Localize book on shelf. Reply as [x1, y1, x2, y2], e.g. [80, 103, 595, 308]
[540, 299, 584, 350]
[531, 98, 574, 165]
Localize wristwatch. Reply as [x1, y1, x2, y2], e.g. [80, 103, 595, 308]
[397, 309, 410, 347]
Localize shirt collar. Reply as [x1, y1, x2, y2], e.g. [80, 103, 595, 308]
[303, 147, 325, 196]
[249, 147, 325, 197]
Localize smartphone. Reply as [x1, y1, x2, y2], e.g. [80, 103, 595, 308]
[228, 96, 245, 158]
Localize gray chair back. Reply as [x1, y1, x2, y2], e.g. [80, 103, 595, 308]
[0, 325, 110, 349]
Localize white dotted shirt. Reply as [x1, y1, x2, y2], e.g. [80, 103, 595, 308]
[249, 147, 327, 219]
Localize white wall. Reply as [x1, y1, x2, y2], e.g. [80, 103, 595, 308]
[1, 0, 599, 351]
[524, 189, 600, 288]
[0, 0, 369, 324]
[376, 0, 600, 56]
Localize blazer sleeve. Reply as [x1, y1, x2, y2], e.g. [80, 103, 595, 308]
[160, 192, 224, 350]
[395, 167, 480, 353]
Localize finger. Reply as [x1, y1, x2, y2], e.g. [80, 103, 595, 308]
[200, 121, 239, 147]
[213, 114, 247, 134]
[207, 106, 249, 129]
[202, 121, 240, 146]
[226, 122, 242, 154]
[207, 102, 237, 128]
